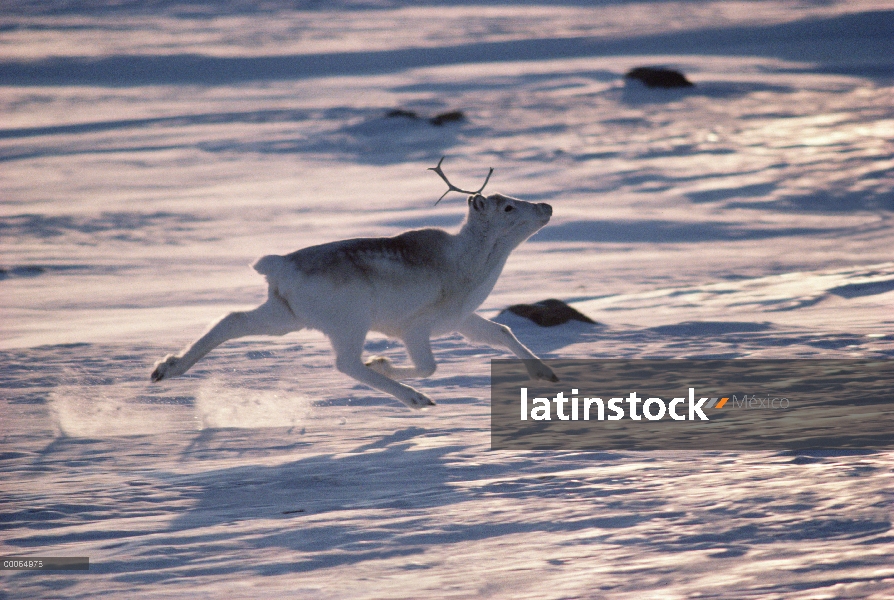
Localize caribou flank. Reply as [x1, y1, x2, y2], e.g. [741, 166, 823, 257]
[151, 158, 557, 409]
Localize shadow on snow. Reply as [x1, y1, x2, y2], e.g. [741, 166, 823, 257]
[1, 11, 891, 87]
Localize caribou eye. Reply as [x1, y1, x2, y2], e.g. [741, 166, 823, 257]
[504, 205, 514, 212]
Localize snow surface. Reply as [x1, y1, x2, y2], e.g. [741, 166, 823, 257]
[1, 1, 893, 597]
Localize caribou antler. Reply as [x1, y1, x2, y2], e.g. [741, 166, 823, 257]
[428, 156, 494, 205]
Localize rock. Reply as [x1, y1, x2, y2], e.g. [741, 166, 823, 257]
[625, 67, 693, 88]
[502, 299, 598, 327]
[1, 265, 46, 279]
[385, 109, 419, 119]
[384, 109, 465, 126]
[429, 110, 465, 126]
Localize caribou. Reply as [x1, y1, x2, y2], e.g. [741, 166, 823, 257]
[151, 158, 557, 409]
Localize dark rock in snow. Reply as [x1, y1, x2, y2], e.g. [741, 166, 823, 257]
[502, 299, 598, 327]
[429, 110, 465, 126]
[384, 109, 465, 126]
[0, 265, 46, 279]
[385, 109, 419, 119]
[625, 67, 694, 88]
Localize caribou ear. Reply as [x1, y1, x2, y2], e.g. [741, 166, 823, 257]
[471, 194, 486, 212]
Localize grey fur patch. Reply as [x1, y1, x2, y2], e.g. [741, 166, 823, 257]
[286, 228, 449, 278]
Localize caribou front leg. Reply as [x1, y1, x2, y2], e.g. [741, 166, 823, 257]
[458, 313, 558, 382]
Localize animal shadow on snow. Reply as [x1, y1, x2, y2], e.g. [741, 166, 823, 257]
[118, 428, 626, 581]
[94, 426, 891, 583]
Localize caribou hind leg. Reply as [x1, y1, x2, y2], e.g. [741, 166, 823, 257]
[151, 294, 302, 382]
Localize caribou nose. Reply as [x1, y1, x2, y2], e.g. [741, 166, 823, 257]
[538, 203, 553, 216]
